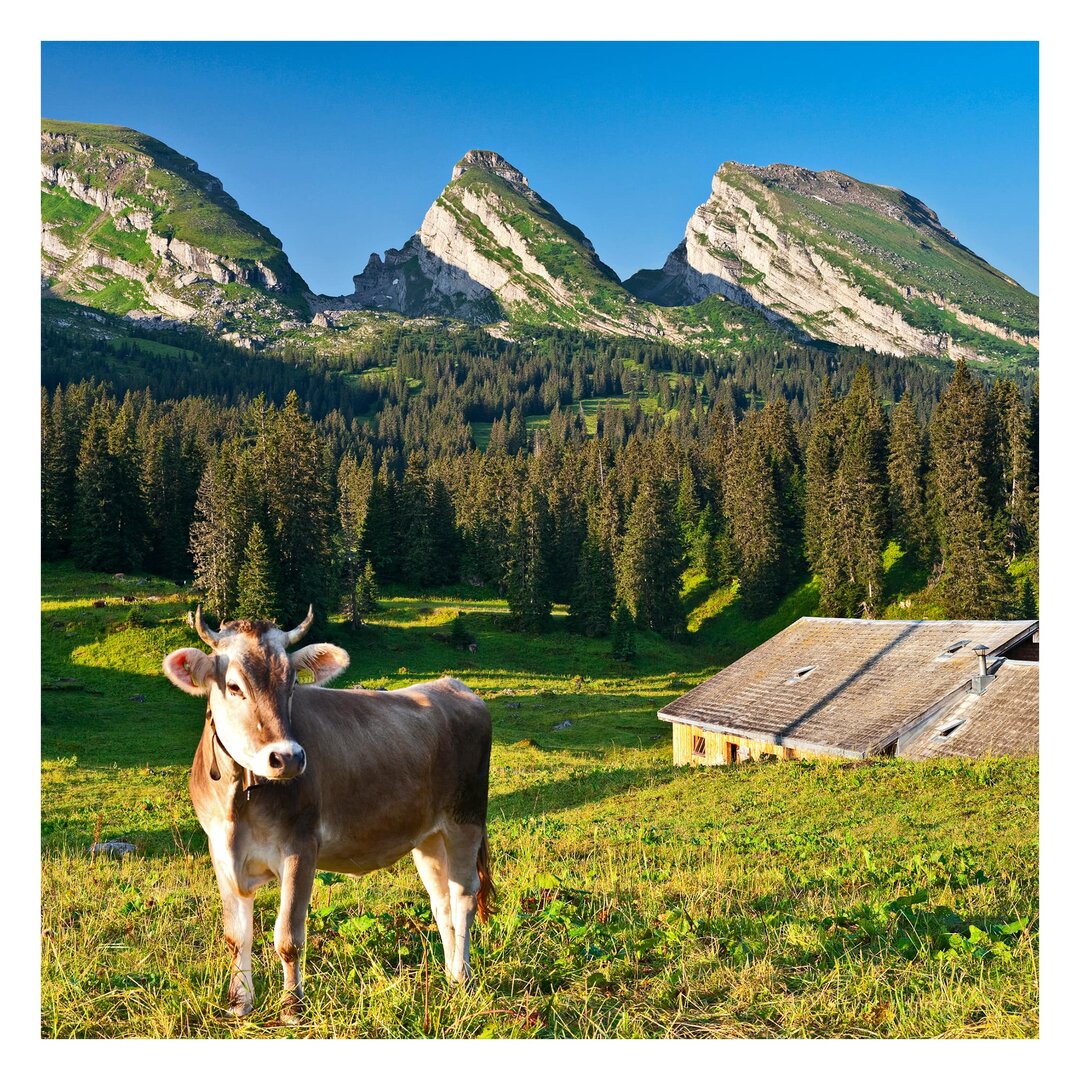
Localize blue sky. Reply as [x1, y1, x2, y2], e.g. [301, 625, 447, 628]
[41, 41, 1039, 296]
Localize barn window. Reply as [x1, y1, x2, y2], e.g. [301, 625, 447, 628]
[692, 734, 706, 758]
[935, 719, 968, 740]
[936, 640, 971, 660]
[786, 665, 816, 684]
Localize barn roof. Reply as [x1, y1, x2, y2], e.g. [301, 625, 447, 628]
[899, 660, 1039, 760]
[658, 618, 1038, 758]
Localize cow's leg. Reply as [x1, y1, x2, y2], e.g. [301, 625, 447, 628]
[212, 865, 255, 1018]
[444, 823, 484, 986]
[275, 847, 317, 1024]
[412, 832, 456, 979]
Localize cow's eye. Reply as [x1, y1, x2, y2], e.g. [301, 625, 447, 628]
[227, 682, 244, 698]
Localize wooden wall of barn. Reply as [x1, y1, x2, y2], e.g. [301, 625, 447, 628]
[671, 723, 836, 766]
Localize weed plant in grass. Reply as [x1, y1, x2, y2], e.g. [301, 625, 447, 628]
[40, 563, 1038, 1038]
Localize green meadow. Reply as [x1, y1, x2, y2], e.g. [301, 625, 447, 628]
[41, 563, 1038, 1038]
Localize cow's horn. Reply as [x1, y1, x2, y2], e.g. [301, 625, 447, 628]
[284, 605, 315, 645]
[193, 605, 221, 647]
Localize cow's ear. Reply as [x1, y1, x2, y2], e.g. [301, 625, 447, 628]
[291, 644, 350, 686]
[163, 648, 216, 695]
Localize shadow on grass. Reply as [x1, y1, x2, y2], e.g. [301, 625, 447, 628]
[882, 542, 932, 607]
[491, 765, 674, 820]
[691, 578, 820, 665]
[679, 575, 717, 616]
[43, 760, 677, 858]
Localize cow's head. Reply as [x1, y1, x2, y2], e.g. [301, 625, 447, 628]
[163, 606, 349, 780]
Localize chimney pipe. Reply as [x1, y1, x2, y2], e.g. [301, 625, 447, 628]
[971, 645, 993, 695]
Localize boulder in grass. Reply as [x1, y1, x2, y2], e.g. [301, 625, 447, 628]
[91, 840, 136, 858]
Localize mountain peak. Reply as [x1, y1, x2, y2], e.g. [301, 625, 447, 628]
[626, 158, 1038, 366]
[451, 150, 529, 189]
[717, 160, 947, 234]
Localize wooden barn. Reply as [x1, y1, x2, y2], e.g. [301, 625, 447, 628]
[659, 618, 1039, 766]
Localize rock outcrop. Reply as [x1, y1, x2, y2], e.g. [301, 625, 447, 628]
[40, 121, 310, 341]
[341, 150, 668, 337]
[626, 162, 1039, 365]
[41, 122, 1037, 371]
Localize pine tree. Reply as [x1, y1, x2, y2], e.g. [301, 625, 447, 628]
[365, 459, 401, 580]
[71, 397, 146, 572]
[687, 502, 720, 578]
[723, 409, 799, 618]
[41, 387, 71, 560]
[616, 475, 684, 636]
[356, 560, 380, 621]
[260, 393, 337, 626]
[1015, 575, 1037, 619]
[887, 391, 931, 564]
[610, 599, 637, 661]
[448, 612, 472, 649]
[190, 446, 246, 621]
[338, 453, 374, 627]
[235, 523, 279, 621]
[570, 524, 616, 637]
[928, 360, 1011, 618]
[829, 367, 888, 616]
[504, 481, 553, 632]
[545, 455, 586, 605]
[675, 462, 701, 551]
[989, 380, 1035, 562]
[506, 407, 527, 455]
[140, 411, 202, 581]
[803, 379, 840, 578]
[396, 455, 459, 587]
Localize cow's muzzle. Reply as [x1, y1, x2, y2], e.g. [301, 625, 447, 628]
[255, 741, 307, 780]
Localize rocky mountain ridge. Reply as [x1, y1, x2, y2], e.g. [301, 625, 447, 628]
[625, 162, 1038, 367]
[337, 149, 669, 339]
[40, 121, 310, 347]
[41, 122, 1038, 371]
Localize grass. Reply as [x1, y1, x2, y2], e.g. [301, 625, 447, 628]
[41, 189, 102, 249]
[70, 272, 149, 316]
[40, 562, 1038, 1038]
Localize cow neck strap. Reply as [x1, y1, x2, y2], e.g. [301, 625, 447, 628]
[206, 706, 264, 800]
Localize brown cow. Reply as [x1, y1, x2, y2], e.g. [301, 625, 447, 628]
[163, 606, 493, 1022]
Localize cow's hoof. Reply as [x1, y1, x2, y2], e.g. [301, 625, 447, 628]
[280, 994, 304, 1025]
[226, 997, 253, 1019]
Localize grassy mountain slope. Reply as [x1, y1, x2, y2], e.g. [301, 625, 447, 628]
[627, 162, 1038, 375]
[41, 562, 1037, 1037]
[41, 124, 1037, 377]
[41, 120, 310, 343]
[345, 149, 670, 337]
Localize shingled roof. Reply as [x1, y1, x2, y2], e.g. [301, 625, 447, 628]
[899, 660, 1039, 760]
[658, 618, 1038, 759]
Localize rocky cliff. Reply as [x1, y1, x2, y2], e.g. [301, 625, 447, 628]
[40, 120, 311, 346]
[41, 123, 1037, 371]
[625, 162, 1038, 366]
[339, 150, 668, 337]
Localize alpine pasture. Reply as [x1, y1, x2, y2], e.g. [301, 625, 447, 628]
[40, 563, 1038, 1038]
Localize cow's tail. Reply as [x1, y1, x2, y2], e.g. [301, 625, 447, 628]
[476, 829, 496, 923]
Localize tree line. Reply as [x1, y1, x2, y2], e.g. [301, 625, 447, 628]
[42, 353, 1037, 640]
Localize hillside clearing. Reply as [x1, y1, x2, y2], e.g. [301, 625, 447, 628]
[40, 565, 1038, 1038]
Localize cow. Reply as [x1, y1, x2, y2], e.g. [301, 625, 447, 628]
[162, 605, 494, 1022]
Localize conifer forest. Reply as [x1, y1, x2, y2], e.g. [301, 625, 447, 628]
[41, 316, 1038, 637]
